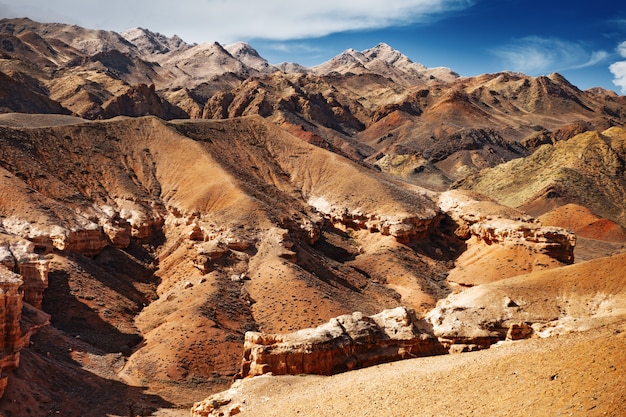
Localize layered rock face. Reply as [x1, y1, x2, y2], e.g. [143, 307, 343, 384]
[0, 237, 51, 398]
[470, 218, 576, 264]
[3, 302, 49, 395]
[0, 267, 23, 398]
[439, 190, 576, 264]
[238, 307, 445, 378]
[307, 195, 438, 243]
[426, 252, 626, 351]
[0, 238, 48, 309]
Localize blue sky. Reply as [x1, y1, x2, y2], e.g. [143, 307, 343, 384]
[2, 0, 626, 92]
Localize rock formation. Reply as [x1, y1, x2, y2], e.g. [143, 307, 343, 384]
[469, 218, 576, 263]
[0, 234, 51, 398]
[439, 189, 576, 256]
[7, 241, 48, 309]
[438, 190, 578, 286]
[0, 265, 50, 399]
[307, 195, 438, 243]
[237, 307, 445, 378]
[0, 236, 49, 309]
[102, 83, 188, 120]
[0, 267, 23, 398]
[426, 252, 626, 351]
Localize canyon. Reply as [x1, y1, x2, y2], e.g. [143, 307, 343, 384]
[0, 17, 624, 417]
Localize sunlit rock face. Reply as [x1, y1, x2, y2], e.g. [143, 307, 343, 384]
[238, 306, 446, 378]
[469, 219, 576, 264]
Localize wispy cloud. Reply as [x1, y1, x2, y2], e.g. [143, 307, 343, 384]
[0, 0, 474, 43]
[609, 40, 626, 94]
[491, 36, 609, 75]
[261, 42, 323, 55]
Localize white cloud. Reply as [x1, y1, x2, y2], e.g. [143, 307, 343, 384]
[491, 36, 609, 75]
[609, 61, 626, 93]
[0, 0, 473, 43]
[609, 40, 626, 94]
[617, 40, 626, 58]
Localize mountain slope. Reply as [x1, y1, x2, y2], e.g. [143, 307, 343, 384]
[456, 127, 626, 227]
[0, 115, 466, 412]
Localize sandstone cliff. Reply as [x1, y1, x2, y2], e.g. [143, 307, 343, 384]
[0, 234, 51, 398]
[0, 237, 48, 309]
[237, 307, 445, 379]
[438, 190, 577, 286]
[0, 266, 50, 399]
[469, 218, 576, 264]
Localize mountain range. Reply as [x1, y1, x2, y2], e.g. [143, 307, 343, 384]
[0, 17, 625, 417]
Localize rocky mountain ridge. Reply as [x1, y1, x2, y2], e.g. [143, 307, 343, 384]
[2, 18, 625, 192]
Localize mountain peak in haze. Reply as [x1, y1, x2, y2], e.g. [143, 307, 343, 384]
[121, 27, 191, 56]
[313, 42, 456, 85]
[224, 41, 276, 73]
[363, 42, 421, 68]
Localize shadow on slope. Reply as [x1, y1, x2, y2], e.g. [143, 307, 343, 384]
[0, 326, 175, 417]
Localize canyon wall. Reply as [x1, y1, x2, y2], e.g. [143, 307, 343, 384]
[0, 267, 23, 397]
[0, 236, 52, 399]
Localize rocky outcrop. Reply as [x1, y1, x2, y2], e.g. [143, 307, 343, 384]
[57, 228, 110, 258]
[307, 196, 437, 243]
[0, 266, 50, 399]
[102, 83, 188, 120]
[439, 190, 576, 263]
[113, 199, 165, 241]
[193, 307, 446, 417]
[425, 253, 626, 352]
[0, 216, 109, 258]
[0, 238, 48, 309]
[426, 296, 519, 352]
[237, 307, 445, 378]
[10, 243, 48, 309]
[102, 219, 132, 248]
[470, 218, 576, 263]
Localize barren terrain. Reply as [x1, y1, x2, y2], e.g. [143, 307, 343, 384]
[194, 319, 625, 417]
[0, 17, 625, 417]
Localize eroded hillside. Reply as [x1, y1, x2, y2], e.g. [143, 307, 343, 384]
[0, 115, 477, 414]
